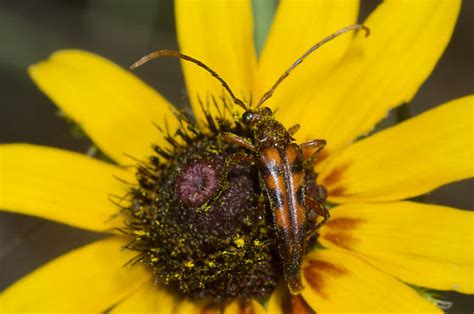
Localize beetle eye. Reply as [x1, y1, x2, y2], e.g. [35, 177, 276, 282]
[242, 111, 254, 125]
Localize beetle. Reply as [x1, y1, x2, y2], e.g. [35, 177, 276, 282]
[220, 106, 329, 294]
[131, 24, 369, 294]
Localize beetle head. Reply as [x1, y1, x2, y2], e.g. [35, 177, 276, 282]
[242, 107, 272, 126]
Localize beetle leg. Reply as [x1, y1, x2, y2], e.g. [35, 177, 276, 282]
[288, 124, 300, 136]
[220, 132, 256, 151]
[301, 139, 326, 165]
[314, 205, 330, 231]
[305, 181, 329, 224]
[304, 196, 330, 241]
[301, 139, 326, 153]
[307, 184, 327, 203]
[226, 152, 255, 165]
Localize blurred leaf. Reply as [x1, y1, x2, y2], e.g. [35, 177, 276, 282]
[252, 0, 278, 56]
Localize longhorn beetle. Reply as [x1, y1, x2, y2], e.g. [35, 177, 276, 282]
[131, 24, 370, 294]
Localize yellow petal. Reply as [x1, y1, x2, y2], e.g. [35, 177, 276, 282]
[268, 286, 316, 314]
[320, 202, 474, 293]
[224, 299, 266, 314]
[0, 237, 149, 312]
[293, 0, 461, 151]
[174, 299, 206, 314]
[252, 300, 267, 314]
[111, 284, 175, 313]
[0, 144, 132, 232]
[318, 96, 473, 202]
[301, 249, 441, 313]
[257, 0, 359, 113]
[29, 50, 178, 165]
[175, 0, 256, 120]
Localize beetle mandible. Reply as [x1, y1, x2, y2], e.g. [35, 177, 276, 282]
[131, 24, 370, 294]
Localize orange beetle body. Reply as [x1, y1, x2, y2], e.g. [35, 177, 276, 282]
[223, 107, 328, 294]
[259, 143, 307, 293]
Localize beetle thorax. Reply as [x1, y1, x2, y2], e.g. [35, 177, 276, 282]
[254, 118, 291, 149]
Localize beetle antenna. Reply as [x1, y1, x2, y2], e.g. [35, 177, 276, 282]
[131, 50, 248, 110]
[256, 24, 370, 108]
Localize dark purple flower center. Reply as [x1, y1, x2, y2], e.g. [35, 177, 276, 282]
[176, 160, 220, 207]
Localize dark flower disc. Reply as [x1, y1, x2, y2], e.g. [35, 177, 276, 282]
[175, 158, 221, 208]
[121, 106, 325, 304]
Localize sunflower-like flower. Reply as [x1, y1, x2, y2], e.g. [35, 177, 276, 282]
[1, 0, 472, 313]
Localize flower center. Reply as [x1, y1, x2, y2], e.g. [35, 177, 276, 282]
[176, 159, 220, 207]
[122, 106, 326, 304]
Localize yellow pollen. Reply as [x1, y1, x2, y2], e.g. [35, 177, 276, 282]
[208, 261, 216, 267]
[185, 261, 195, 268]
[134, 230, 148, 236]
[234, 238, 245, 248]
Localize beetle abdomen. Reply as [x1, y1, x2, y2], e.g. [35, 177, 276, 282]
[259, 144, 306, 293]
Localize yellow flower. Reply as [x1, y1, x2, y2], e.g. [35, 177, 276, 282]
[1, 0, 473, 312]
